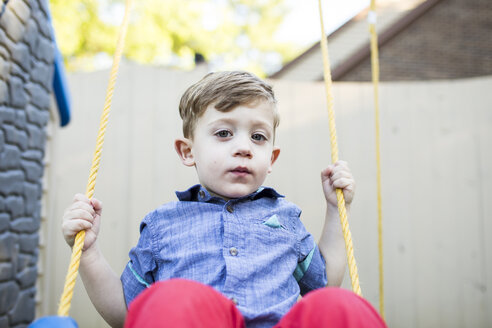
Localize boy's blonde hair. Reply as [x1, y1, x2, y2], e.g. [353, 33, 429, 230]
[179, 71, 279, 139]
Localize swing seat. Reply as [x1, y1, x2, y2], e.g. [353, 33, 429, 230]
[29, 316, 78, 328]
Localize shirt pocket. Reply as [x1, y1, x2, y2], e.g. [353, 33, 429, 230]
[252, 213, 298, 248]
[262, 214, 287, 230]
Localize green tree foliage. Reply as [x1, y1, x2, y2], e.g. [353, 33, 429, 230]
[50, 0, 299, 76]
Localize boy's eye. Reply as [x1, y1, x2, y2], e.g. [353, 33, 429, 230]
[215, 130, 231, 138]
[251, 133, 266, 141]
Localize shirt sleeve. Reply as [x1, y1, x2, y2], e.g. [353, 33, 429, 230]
[120, 215, 157, 306]
[294, 219, 327, 296]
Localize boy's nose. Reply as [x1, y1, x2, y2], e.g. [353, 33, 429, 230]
[234, 148, 252, 158]
[233, 139, 253, 158]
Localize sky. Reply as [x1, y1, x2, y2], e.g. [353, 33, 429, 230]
[276, 0, 370, 48]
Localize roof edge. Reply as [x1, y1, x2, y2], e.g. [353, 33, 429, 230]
[332, 0, 444, 80]
[269, 6, 370, 79]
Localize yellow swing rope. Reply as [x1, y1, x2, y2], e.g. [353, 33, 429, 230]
[368, 0, 385, 318]
[57, 0, 134, 316]
[317, 0, 362, 296]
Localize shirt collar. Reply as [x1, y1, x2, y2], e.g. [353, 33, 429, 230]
[175, 184, 284, 202]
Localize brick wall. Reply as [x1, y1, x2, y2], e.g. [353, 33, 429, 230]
[340, 0, 492, 81]
[0, 0, 54, 326]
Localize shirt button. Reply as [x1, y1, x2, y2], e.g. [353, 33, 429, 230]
[226, 205, 234, 213]
[199, 190, 205, 198]
[230, 297, 238, 305]
[229, 247, 238, 256]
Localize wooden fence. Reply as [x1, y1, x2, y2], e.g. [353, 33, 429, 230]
[38, 63, 492, 327]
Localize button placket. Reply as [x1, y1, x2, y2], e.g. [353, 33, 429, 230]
[222, 201, 243, 307]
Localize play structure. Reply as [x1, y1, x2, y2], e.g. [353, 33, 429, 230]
[30, 0, 387, 326]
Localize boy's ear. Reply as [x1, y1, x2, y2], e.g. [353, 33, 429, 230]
[174, 138, 195, 167]
[268, 147, 281, 173]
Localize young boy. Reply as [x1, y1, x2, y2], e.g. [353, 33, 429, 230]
[62, 71, 384, 328]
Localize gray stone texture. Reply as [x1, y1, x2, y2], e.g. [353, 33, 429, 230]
[22, 183, 39, 216]
[35, 38, 54, 64]
[0, 234, 16, 261]
[0, 282, 19, 315]
[0, 130, 4, 152]
[0, 0, 55, 325]
[9, 289, 35, 325]
[0, 9, 26, 43]
[0, 171, 24, 194]
[26, 105, 49, 126]
[0, 214, 9, 233]
[13, 110, 26, 130]
[25, 83, 50, 111]
[15, 253, 32, 273]
[0, 131, 3, 152]
[31, 62, 53, 90]
[0, 262, 14, 282]
[0, 107, 15, 124]
[9, 0, 31, 24]
[26, 124, 46, 150]
[5, 196, 24, 218]
[0, 80, 8, 105]
[21, 150, 43, 162]
[11, 43, 30, 73]
[9, 64, 28, 85]
[23, 21, 38, 54]
[3, 124, 28, 151]
[0, 57, 10, 80]
[0, 38, 8, 58]
[8, 77, 27, 108]
[20, 160, 42, 182]
[17, 235, 37, 255]
[0, 145, 21, 170]
[10, 218, 39, 234]
[15, 266, 37, 288]
[0, 317, 8, 328]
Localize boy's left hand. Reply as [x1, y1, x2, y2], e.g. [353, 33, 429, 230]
[321, 160, 355, 208]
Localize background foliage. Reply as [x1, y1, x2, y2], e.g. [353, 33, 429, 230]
[50, 0, 299, 76]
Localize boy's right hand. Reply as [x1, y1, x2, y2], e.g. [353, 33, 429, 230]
[62, 193, 102, 251]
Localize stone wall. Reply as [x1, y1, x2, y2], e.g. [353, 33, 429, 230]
[0, 0, 54, 327]
[341, 0, 492, 81]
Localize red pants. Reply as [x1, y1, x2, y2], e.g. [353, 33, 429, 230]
[124, 279, 387, 328]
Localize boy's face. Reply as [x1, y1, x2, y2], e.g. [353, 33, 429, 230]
[175, 101, 280, 199]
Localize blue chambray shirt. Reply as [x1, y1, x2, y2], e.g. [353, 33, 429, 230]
[121, 185, 327, 327]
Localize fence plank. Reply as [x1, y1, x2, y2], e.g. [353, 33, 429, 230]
[42, 66, 492, 327]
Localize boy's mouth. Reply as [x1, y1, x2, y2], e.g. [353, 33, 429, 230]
[230, 166, 251, 176]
